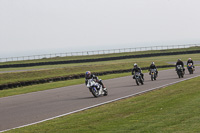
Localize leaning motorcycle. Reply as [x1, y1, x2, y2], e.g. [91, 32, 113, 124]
[187, 63, 194, 74]
[176, 65, 184, 78]
[86, 79, 108, 97]
[134, 72, 144, 85]
[150, 69, 157, 81]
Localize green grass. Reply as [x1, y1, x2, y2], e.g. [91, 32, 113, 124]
[0, 68, 176, 98]
[6, 75, 200, 133]
[1, 52, 200, 85]
[0, 61, 158, 85]
[1, 46, 200, 65]
[0, 70, 148, 98]
[1, 53, 199, 73]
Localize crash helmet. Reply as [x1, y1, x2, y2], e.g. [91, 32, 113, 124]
[188, 58, 192, 61]
[152, 62, 155, 65]
[85, 71, 91, 78]
[134, 63, 138, 67]
[177, 59, 181, 62]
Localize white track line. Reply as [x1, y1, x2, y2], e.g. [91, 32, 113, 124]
[1, 74, 200, 133]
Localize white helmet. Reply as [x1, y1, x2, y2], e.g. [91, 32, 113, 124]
[188, 58, 192, 60]
[134, 63, 137, 67]
[152, 62, 155, 65]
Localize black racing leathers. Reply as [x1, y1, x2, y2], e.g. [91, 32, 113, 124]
[132, 67, 144, 79]
[187, 60, 194, 66]
[149, 64, 157, 70]
[85, 74, 104, 88]
[176, 61, 185, 72]
[149, 64, 158, 75]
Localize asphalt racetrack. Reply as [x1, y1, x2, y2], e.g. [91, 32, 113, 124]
[0, 67, 200, 132]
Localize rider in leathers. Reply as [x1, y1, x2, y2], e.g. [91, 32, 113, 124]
[176, 59, 185, 72]
[132, 63, 144, 80]
[149, 62, 158, 76]
[85, 71, 106, 90]
[187, 58, 195, 68]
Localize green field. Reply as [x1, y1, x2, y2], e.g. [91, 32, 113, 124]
[0, 51, 199, 98]
[6, 76, 200, 133]
[1, 46, 200, 65]
[1, 68, 179, 98]
[1, 48, 200, 132]
[0, 53, 199, 85]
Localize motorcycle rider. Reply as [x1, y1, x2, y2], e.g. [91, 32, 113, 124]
[187, 58, 195, 68]
[85, 71, 106, 90]
[176, 59, 185, 72]
[132, 63, 144, 80]
[149, 62, 158, 76]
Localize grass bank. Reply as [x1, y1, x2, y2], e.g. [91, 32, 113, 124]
[6, 75, 200, 132]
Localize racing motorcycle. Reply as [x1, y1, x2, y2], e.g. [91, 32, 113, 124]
[134, 72, 144, 85]
[150, 69, 157, 81]
[187, 63, 194, 74]
[86, 79, 108, 97]
[176, 65, 184, 78]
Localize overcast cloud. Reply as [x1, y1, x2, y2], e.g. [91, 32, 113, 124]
[0, 0, 200, 57]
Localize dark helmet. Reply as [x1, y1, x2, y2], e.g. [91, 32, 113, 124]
[85, 71, 91, 78]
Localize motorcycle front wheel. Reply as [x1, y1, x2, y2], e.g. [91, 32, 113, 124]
[177, 71, 181, 78]
[90, 87, 99, 97]
[151, 74, 154, 81]
[135, 79, 139, 86]
[140, 79, 144, 85]
[189, 68, 193, 74]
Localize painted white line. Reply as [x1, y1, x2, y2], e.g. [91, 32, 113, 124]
[1, 74, 200, 133]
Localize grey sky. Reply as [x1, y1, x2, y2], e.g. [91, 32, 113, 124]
[0, 0, 200, 57]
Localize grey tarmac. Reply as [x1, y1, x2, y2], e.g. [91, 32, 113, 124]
[0, 67, 200, 132]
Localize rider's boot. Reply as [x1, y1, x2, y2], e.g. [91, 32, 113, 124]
[101, 83, 107, 91]
[141, 73, 144, 80]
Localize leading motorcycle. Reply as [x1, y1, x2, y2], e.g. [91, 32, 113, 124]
[86, 79, 108, 97]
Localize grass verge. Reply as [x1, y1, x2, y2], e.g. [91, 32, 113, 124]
[6, 74, 200, 132]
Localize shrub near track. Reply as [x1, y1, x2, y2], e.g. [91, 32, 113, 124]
[6, 76, 200, 132]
